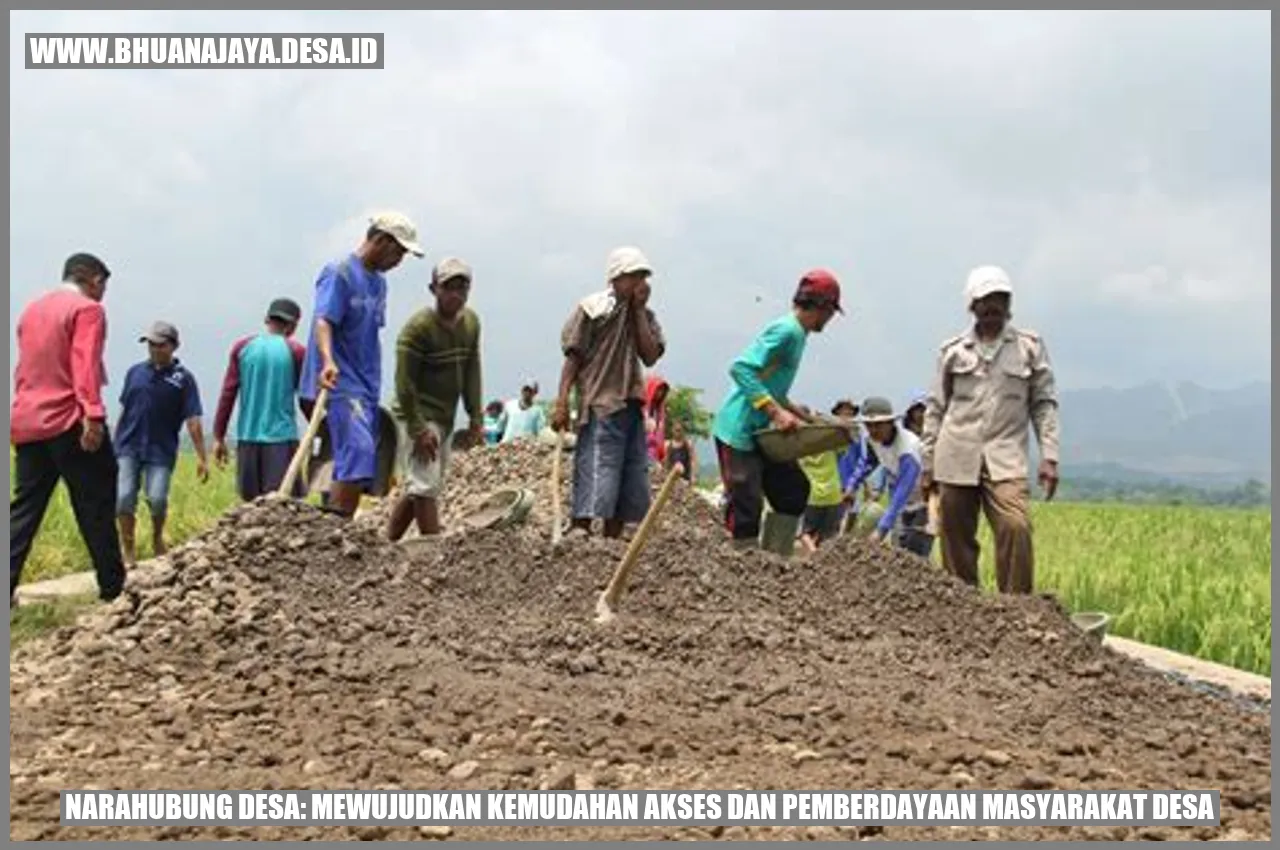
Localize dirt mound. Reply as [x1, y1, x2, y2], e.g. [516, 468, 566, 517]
[9, 443, 1272, 842]
[358, 438, 724, 539]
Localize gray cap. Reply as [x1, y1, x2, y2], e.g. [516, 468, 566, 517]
[139, 320, 179, 346]
[858, 396, 896, 424]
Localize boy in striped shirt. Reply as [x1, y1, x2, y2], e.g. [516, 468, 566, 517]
[386, 258, 484, 540]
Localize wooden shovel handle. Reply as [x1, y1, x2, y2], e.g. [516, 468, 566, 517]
[599, 462, 684, 611]
[550, 431, 564, 545]
[278, 387, 330, 497]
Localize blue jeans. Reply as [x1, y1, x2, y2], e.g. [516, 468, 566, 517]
[571, 401, 651, 524]
[116, 456, 175, 519]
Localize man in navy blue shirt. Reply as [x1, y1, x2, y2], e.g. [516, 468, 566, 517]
[115, 320, 208, 564]
[300, 211, 425, 518]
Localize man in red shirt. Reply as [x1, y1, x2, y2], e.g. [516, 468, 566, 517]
[10, 253, 128, 607]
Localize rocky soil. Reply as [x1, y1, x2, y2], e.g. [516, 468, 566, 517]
[9, 441, 1272, 841]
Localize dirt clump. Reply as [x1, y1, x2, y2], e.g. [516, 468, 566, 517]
[9, 442, 1272, 841]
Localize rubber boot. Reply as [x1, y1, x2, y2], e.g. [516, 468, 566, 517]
[760, 512, 801, 557]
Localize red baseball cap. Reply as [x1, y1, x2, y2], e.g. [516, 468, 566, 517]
[796, 269, 843, 313]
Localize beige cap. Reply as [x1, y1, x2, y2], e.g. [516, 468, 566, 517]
[432, 257, 472, 285]
[606, 246, 652, 282]
[369, 211, 425, 257]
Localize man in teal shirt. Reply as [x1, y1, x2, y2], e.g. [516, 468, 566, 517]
[712, 269, 844, 555]
[501, 379, 547, 443]
[212, 298, 307, 501]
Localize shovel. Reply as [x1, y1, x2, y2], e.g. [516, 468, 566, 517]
[594, 462, 684, 625]
[275, 387, 329, 499]
[550, 430, 565, 549]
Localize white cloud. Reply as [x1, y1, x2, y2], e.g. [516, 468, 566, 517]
[8, 10, 1271, 418]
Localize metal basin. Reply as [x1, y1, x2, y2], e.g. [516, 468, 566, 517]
[755, 419, 856, 463]
[459, 488, 536, 532]
[1071, 611, 1111, 642]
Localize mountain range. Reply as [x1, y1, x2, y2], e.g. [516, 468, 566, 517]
[1056, 380, 1271, 487]
[687, 380, 1270, 490]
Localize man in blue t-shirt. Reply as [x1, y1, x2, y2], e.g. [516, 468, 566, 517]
[299, 211, 425, 518]
[711, 270, 844, 556]
[115, 320, 209, 564]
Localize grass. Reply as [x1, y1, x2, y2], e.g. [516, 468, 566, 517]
[13, 453, 241, 584]
[9, 593, 95, 650]
[10, 455, 1273, 677]
[989, 502, 1272, 678]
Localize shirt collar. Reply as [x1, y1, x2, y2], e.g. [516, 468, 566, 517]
[962, 324, 1015, 347]
[150, 358, 182, 374]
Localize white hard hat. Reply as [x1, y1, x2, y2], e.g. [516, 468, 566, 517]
[964, 265, 1013, 307]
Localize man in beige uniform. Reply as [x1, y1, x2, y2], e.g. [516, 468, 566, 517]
[920, 265, 1061, 594]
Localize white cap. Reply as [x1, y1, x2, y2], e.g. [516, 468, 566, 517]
[432, 256, 472, 284]
[964, 265, 1013, 307]
[369, 211, 425, 257]
[606, 246, 653, 282]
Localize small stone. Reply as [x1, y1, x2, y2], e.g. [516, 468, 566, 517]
[1018, 772, 1054, 790]
[541, 764, 576, 791]
[656, 740, 678, 759]
[791, 749, 822, 765]
[1054, 740, 1085, 756]
[418, 825, 453, 839]
[419, 748, 452, 770]
[448, 760, 480, 780]
[980, 749, 1012, 767]
[1226, 791, 1258, 810]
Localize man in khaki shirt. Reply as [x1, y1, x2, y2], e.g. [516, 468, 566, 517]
[920, 265, 1061, 594]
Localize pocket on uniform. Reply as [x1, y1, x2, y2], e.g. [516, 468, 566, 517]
[950, 354, 981, 399]
[1001, 361, 1031, 399]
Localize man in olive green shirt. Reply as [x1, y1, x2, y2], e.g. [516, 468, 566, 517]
[387, 257, 484, 540]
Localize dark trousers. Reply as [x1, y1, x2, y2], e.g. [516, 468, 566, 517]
[715, 438, 810, 541]
[896, 505, 936, 557]
[10, 425, 127, 602]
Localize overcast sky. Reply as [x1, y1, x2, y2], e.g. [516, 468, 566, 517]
[9, 10, 1271, 424]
